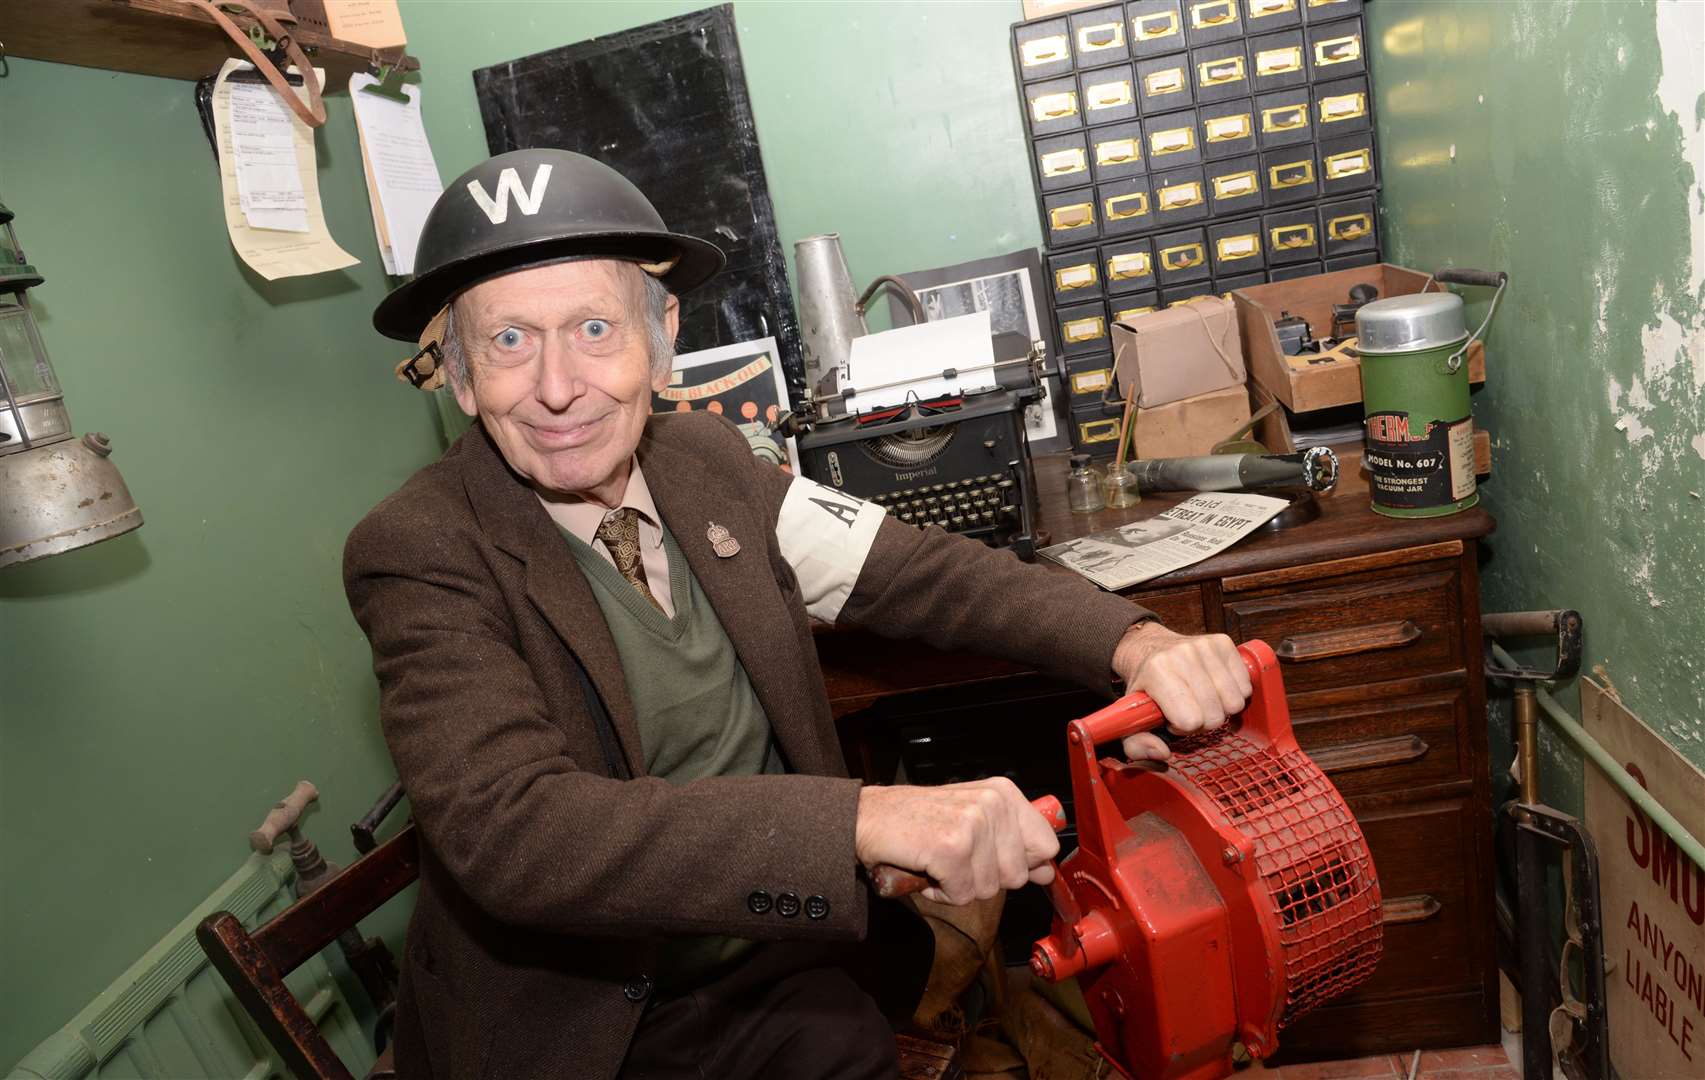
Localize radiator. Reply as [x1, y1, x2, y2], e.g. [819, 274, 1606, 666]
[8, 850, 373, 1080]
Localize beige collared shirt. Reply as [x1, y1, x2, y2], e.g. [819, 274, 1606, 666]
[538, 460, 675, 618]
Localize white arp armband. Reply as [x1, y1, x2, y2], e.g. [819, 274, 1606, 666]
[776, 476, 887, 622]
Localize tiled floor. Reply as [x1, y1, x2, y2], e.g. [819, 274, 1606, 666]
[1245, 1042, 1518, 1079]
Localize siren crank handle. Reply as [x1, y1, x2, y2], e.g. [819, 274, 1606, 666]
[869, 796, 1067, 900]
[1081, 644, 1267, 746]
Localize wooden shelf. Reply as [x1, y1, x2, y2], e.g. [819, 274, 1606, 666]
[0, 0, 418, 90]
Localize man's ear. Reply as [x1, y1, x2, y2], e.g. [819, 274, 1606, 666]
[452, 374, 478, 417]
[651, 292, 682, 394]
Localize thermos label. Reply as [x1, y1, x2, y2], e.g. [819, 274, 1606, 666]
[1364, 412, 1475, 508]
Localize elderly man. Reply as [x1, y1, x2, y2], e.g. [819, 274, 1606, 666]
[347, 149, 1252, 1080]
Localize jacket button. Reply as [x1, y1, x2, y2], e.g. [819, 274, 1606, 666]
[623, 976, 652, 1002]
[747, 889, 773, 914]
[805, 894, 830, 920]
[776, 891, 801, 917]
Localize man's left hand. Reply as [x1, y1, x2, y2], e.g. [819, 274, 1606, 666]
[1111, 623, 1252, 761]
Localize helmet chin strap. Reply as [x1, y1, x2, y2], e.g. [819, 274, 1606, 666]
[395, 306, 451, 391]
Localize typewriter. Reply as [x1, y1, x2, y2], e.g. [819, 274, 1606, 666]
[794, 335, 1045, 559]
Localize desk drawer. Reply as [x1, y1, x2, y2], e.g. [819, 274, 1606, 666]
[1346, 797, 1482, 1002]
[1290, 681, 1469, 797]
[1128, 584, 1206, 633]
[1222, 567, 1460, 693]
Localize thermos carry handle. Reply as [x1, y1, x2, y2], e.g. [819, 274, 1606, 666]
[1431, 267, 1508, 375]
[1434, 268, 1508, 289]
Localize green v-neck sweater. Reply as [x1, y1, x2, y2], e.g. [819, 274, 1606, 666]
[562, 525, 783, 992]
[562, 525, 783, 783]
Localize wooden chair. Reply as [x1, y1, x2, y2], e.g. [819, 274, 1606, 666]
[198, 823, 420, 1080]
[200, 820, 962, 1080]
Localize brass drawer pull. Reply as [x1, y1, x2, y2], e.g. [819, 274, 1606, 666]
[1277, 619, 1421, 661]
[1310, 734, 1430, 774]
[1382, 893, 1442, 924]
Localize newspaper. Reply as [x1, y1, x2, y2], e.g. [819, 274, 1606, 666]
[1039, 492, 1290, 590]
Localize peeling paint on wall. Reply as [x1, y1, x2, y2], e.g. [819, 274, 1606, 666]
[1371, 0, 1705, 793]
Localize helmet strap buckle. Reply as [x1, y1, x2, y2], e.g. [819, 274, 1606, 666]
[395, 341, 446, 391]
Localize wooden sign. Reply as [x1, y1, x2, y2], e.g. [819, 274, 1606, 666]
[1582, 679, 1705, 1078]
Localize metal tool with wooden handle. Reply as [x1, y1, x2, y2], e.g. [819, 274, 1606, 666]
[249, 779, 319, 854]
[870, 795, 1069, 899]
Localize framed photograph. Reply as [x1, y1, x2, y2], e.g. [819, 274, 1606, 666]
[655, 337, 800, 473]
[887, 249, 1071, 453]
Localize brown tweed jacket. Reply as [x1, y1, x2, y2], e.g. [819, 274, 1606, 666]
[343, 411, 1148, 1079]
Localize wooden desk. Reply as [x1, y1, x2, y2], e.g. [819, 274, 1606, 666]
[814, 450, 1500, 1061]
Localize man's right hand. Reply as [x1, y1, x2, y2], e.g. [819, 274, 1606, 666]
[854, 778, 1061, 906]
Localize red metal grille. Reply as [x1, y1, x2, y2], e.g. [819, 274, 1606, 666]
[1169, 728, 1384, 1026]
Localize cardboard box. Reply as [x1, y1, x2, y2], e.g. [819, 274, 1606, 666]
[1112, 295, 1246, 408]
[1231, 263, 1487, 414]
[1130, 383, 1252, 458]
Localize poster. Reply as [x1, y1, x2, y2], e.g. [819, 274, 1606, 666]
[655, 337, 799, 473]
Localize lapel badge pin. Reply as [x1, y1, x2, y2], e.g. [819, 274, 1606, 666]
[707, 521, 740, 558]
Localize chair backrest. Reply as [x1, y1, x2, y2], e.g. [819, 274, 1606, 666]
[197, 824, 420, 1080]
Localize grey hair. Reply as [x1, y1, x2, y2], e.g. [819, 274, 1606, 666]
[439, 263, 675, 391]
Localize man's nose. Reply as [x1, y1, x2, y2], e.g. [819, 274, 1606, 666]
[534, 336, 584, 411]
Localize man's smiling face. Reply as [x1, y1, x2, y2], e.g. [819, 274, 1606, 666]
[453, 259, 678, 507]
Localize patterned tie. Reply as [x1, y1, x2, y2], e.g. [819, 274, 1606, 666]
[594, 507, 663, 613]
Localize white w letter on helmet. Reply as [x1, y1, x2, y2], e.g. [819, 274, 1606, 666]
[466, 163, 554, 226]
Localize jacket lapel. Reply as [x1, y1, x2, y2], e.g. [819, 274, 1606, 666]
[639, 431, 824, 775]
[456, 426, 647, 778]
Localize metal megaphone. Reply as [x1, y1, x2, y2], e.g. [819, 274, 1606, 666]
[794, 233, 924, 402]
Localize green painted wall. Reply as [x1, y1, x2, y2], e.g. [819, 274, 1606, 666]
[0, 60, 440, 1065]
[1367, 0, 1705, 807]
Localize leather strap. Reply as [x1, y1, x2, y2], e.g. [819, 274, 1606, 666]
[188, 0, 328, 128]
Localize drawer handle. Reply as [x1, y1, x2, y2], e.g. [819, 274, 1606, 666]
[1382, 893, 1442, 925]
[1276, 619, 1421, 661]
[1310, 734, 1429, 774]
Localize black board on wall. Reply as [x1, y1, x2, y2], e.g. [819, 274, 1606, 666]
[473, 5, 804, 399]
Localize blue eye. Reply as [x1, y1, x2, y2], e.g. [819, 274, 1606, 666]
[495, 327, 524, 349]
[584, 319, 610, 339]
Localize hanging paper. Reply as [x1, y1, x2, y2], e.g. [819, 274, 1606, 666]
[211, 59, 358, 280]
[349, 73, 444, 275]
[228, 81, 310, 232]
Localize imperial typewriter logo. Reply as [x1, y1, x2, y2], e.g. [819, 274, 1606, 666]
[894, 466, 940, 482]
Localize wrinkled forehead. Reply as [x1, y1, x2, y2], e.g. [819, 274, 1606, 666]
[454, 258, 648, 328]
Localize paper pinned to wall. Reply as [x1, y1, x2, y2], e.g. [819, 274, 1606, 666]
[843, 310, 996, 413]
[354, 120, 397, 275]
[228, 82, 309, 232]
[211, 60, 358, 281]
[349, 74, 444, 276]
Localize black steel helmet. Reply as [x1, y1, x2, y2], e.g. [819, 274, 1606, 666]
[373, 149, 725, 343]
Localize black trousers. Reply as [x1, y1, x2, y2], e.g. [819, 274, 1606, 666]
[619, 942, 900, 1080]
